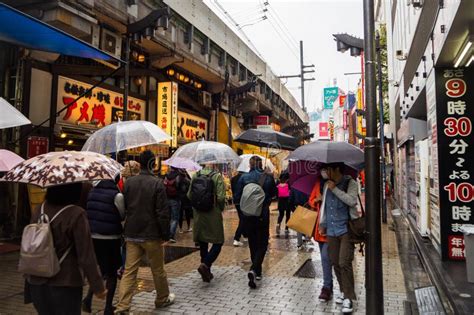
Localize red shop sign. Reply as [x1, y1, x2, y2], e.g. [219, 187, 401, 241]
[255, 115, 269, 126]
[27, 136, 49, 158]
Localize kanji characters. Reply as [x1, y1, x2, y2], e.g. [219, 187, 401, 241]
[447, 100, 466, 115]
[451, 247, 465, 258]
[62, 97, 77, 120]
[452, 205, 471, 221]
[91, 104, 106, 126]
[449, 139, 468, 154]
[77, 102, 89, 122]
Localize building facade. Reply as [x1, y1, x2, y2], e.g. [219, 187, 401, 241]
[0, 0, 308, 235]
[382, 0, 474, 262]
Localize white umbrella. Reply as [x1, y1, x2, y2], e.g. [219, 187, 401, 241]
[82, 120, 171, 154]
[170, 139, 240, 166]
[0, 97, 31, 129]
[0, 149, 24, 172]
[237, 154, 276, 173]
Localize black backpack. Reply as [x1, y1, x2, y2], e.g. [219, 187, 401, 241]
[190, 171, 215, 212]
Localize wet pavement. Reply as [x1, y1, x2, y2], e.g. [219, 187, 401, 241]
[0, 203, 409, 314]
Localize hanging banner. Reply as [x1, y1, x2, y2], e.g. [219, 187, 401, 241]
[157, 82, 178, 147]
[343, 110, 348, 130]
[56, 76, 145, 128]
[319, 122, 329, 138]
[323, 87, 339, 109]
[177, 111, 208, 143]
[339, 94, 347, 107]
[435, 67, 474, 261]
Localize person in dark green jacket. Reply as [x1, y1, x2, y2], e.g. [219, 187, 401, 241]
[187, 163, 226, 283]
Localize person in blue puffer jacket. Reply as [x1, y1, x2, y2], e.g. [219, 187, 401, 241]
[82, 179, 125, 315]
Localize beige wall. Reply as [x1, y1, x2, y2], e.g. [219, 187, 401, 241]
[29, 68, 52, 126]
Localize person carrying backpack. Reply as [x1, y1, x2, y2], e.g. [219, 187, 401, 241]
[22, 183, 106, 315]
[187, 160, 226, 283]
[234, 156, 277, 289]
[82, 178, 125, 315]
[318, 163, 359, 314]
[164, 167, 183, 242]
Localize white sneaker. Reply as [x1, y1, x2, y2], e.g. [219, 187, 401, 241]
[169, 238, 177, 243]
[233, 240, 244, 247]
[342, 298, 353, 313]
[335, 293, 345, 304]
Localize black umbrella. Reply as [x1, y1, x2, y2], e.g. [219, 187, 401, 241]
[287, 140, 364, 169]
[234, 128, 299, 151]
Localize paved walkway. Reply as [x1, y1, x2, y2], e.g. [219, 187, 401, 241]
[0, 204, 408, 314]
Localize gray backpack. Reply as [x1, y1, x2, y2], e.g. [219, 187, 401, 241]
[240, 174, 267, 217]
[18, 202, 73, 277]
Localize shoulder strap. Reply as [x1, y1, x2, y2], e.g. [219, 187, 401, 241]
[50, 204, 75, 224]
[358, 195, 365, 216]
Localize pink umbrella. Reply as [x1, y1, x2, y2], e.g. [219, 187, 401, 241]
[0, 149, 24, 172]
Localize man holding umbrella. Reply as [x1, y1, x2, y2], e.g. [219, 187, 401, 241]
[319, 163, 359, 314]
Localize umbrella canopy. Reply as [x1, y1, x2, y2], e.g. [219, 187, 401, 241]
[0, 97, 31, 129]
[287, 140, 364, 169]
[237, 154, 276, 173]
[1, 151, 122, 188]
[170, 140, 240, 166]
[82, 120, 171, 154]
[164, 157, 202, 171]
[234, 129, 299, 151]
[0, 149, 24, 172]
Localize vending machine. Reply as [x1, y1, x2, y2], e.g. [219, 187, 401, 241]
[415, 139, 430, 236]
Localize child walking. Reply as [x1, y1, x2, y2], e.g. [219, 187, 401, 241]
[276, 178, 291, 236]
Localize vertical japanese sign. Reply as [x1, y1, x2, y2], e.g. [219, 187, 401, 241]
[435, 68, 474, 260]
[339, 94, 347, 107]
[27, 136, 49, 158]
[319, 122, 329, 138]
[157, 82, 178, 147]
[343, 110, 348, 130]
[323, 87, 339, 109]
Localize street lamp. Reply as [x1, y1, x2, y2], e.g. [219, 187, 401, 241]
[124, 7, 170, 120]
[335, 23, 384, 314]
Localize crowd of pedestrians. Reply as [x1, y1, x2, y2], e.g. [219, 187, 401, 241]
[20, 150, 360, 315]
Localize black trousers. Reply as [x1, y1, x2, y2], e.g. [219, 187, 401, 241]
[29, 284, 82, 315]
[199, 242, 223, 269]
[233, 205, 247, 241]
[244, 213, 269, 276]
[277, 197, 291, 225]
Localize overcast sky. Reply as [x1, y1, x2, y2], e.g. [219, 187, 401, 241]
[204, 0, 364, 112]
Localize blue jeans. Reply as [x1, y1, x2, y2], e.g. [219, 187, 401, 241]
[169, 199, 181, 239]
[319, 241, 333, 290]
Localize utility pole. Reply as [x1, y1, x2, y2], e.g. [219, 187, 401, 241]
[279, 40, 315, 111]
[363, 0, 383, 313]
[376, 31, 388, 224]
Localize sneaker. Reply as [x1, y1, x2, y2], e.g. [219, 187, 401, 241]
[255, 275, 262, 281]
[186, 227, 193, 232]
[248, 270, 257, 289]
[335, 293, 345, 304]
[155, 293, 176, 308]
[285, 228, 290, 234]
[233, 240, 244, 247]
[276, 224, 281, 236]
[197, 263, 212, 283]
[169, 238, 177, 243]
[318, 287, 333, 302]
[297, 244, 305, 251]
[342, 298, 353, 313]
[178, 228, 184, 234]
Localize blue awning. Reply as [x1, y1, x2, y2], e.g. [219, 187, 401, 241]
[0, 3, 123, 63]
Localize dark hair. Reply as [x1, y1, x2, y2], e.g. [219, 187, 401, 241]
[45, 183, 83, 205]
[139, 150, 155, 170]
[327, 162, 345, 173]
[249, 156, 263, 171]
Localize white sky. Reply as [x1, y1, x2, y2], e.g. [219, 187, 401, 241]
[204, 0, 364, 112]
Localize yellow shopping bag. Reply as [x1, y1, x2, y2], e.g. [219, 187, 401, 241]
[286, 205, 318, 237]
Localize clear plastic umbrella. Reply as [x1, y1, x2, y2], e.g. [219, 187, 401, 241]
[82, 120, 171, 154]
[0, 149, 24, 172]
[170, 139, 240, 166]
[237, 154, 275, 173]
[0, 97, 31, 129]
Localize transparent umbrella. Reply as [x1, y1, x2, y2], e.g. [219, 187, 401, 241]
[0, 97, 31, 129]
[82, 120, 171, 154]
[170, 139, 240, 166]
[237, 154, 275, 173]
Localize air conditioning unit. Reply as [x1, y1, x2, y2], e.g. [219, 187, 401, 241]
[395, 50, 407, 60]
[101, 28, 122, 58]
[201, 91, 212, 109]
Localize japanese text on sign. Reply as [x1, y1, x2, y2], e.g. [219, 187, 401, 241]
[177, 111, 208, 143]
[157, 82, 179, 147]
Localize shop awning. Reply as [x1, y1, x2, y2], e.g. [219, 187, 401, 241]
[0, 3, 123, 63]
